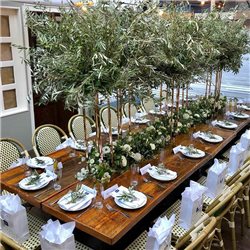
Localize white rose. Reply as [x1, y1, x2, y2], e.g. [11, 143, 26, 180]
[89, 159, 95, 164]
[95, 153, 100, 157]
[132, 152, 142, 162]
[127, 136, 133, 142]
[177, 122, 182, 127]
[150, 143, 156, 150]
[121, 155, 127, 167]
[183, 113, 189, 119]
[122, 144, 131, 152]
[194, 114, 200, 118]
[202, 112, 207, 118]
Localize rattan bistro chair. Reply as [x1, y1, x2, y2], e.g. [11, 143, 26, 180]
[204, 182, 243, 250]
[141, 97, 155, 113]
[0, 138, 29, 172]
[68, 114, 95, 141]
[100, 106, 119, 129]
[122, 102, 138, 118]
[175, 217, 217, 250]
[32, 124, 68, 156]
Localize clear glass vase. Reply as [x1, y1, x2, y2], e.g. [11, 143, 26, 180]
[93, 182, 104, 209]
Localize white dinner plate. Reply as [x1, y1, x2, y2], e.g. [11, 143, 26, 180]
[19, 175, 50, 191]
[71, 140, 87, 151]
[131, 118, 150, 124]
[114, 191, 147, 209]
[26, 156, 54, 169]
[58, 198, 92, 212]
[149, 110, 166, 115]
[180, 147, 206, 158]
[231, 112, 249, 119]
[200, 134, 223, 143]
[216, 121, 238, 129]
[148, 166, 177, 181]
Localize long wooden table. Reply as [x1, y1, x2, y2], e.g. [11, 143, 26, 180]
[1, 114, 249, 248]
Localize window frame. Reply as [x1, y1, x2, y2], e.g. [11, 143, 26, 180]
[0, 7, 29, 118]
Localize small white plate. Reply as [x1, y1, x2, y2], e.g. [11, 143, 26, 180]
[217, 121, 238, 129]
[231, 112, 249, 119]
[200, 134, 223, 143]
[19, 176, 50, 191]
[26, 157, 54, 169]
[114, 191, 147, 209]
[148, 166, 177, 181]
[180, 147, 206, 158]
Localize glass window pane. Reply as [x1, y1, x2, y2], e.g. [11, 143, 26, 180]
[0, 16, 10, 37]
[1, 67, 15, 85]
[3, 89, 17, 109]
[0, 43, 12, 61]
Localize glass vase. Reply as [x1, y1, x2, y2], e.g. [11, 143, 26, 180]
[94, 182, 104, 209]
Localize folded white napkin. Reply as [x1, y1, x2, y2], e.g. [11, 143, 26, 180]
[211, 120, 218, 126]
[112, 186, 145, 208]
[9, 157, 29, 169]
[173, 145, 183, 154]
[0, 194, 23, 213]
[193, 131, 201, 139]
[146, 214, 175, 249]
[40, 219, 75, 244]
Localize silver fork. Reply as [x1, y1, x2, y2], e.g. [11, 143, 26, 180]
[143, 177, 165, 189]
[105, 203, 130, 218]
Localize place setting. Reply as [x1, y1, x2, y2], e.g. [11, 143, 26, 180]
[173, 144, 206, 159]
[193, 131, 224, 144]
[131, 111, 150, 124]
[149, 104, 166, 115]
[229, 111, 250, 119]
[18, 169, 57, 191]
[211, 119, 238, 129]
[26, 156, 54, 169]
[56, 184, 95, 212]
[147, 163, 177, 182]
[111, 186, 147, 210]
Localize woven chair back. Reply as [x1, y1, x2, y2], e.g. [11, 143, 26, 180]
[123, 102, 138, 118]
[141, 97, 155, 113]
[32, 124, 68, 156]
[0, 138, 29, 172]
[68, 114, 94, 141]
[100, 106, 118, 129]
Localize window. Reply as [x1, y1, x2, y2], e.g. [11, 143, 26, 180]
[0, 7, 28, 117]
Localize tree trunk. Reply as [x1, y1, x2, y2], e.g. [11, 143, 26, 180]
[107, 96, 114, 166]
[95, 93, 102, 156]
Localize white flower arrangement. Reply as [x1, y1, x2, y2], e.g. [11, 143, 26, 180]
[75, 168, 89, 181]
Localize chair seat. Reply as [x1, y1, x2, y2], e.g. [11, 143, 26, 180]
[0, 211, 44, 250]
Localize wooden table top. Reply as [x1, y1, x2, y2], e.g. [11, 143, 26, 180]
[1, 113, 249, 246]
